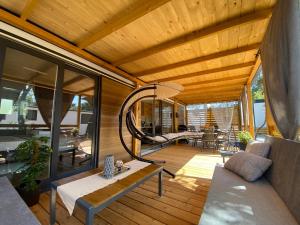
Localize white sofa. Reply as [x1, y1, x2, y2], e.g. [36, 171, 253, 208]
[199, 136, 300, 225]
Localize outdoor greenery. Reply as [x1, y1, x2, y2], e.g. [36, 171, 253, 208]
[238, 131, 253, 144]
[252, 67, 265, 100]
[15, 136, 52, 191]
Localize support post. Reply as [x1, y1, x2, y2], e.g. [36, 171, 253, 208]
[132, 101, 141, 156]
[246, 84, 255, 137]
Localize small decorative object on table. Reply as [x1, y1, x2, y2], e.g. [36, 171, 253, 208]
[100, 159, 130, 179]
[115, 160, 124, 172]
[103, 154, 115, 179]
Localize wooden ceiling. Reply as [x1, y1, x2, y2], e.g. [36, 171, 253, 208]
[0, 0, 276, 104]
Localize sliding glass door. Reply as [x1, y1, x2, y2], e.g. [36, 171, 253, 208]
[0, 47, 57, 179]
[0, 38, 100, 182]
[56, 69, 97, 175]
[162, 101, 173, 134]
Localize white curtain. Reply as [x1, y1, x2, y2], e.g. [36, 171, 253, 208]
[261, 0, 300, 139]
[211, 106, 234, 131]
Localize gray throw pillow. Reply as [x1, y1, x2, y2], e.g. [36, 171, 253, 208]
[245, 141, 270, 157]
[224, 152, 272, 182]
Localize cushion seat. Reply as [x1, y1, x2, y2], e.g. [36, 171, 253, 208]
[199, 165, 298, 225]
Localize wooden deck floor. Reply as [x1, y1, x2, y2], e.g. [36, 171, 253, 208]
[31, 144, 223, 225]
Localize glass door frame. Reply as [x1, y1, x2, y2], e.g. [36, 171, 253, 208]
[0, 37, 101, 185]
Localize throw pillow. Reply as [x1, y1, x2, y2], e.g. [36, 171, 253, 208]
[224, 152, 272, 182]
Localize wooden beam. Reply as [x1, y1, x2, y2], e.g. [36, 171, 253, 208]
[183, 74, 249, 87]
[135, 43, 260, 77]
[0, 9, 143, 85]
[77, 0, 171, 49]
[181, 96, 240, 104]
[184, 82, 246, 92]
[113, 8, 272, 65]
[179, 92, 241, 99]
[21, 0, 39, 20]
[154, 61, 255, 83]
[184, 97, 240, 104]
[180, 85, 244, 96]
[247, 56, 261, 85]
[179, 91, 242, 99]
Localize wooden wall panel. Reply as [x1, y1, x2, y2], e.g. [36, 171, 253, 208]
[99, 77, 133, 166]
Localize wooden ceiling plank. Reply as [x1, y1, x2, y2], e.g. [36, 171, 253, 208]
[113, 8, 272, 66]
[134, 43, 259, 77]
[184, 81, 246, 91]
[20, 0, 39, 20]
[180, 84, 244, 95]
[183, 97, 240, 104]
[77, 0, 171, 49]
[179, 90, 242, 98]
[0, 9, 143, 85]
[154, 61, 255, 82]
[183, 74, 249, 87]
[178, 95, 240, 102]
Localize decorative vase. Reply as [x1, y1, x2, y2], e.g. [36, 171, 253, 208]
[103, 155, 115, 179]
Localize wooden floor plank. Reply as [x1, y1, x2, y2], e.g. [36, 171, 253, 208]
[133, 187, 202, 215]
[31, 144, 222, 225]
[108, 201, 164, 225]
[126, 191, 200, 224]
[119, 196, 193, 225]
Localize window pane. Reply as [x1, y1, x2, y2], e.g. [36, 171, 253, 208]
[251, 67, 267, 140]
[162, 101, 173, 134]
[56, 69, 96, 174]
[0, 48, 57, 178]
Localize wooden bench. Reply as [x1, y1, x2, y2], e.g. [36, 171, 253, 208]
[50, 164, 163, 225]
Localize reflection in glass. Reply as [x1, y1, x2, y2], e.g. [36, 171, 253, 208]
[56, 70, 95, 174]
[162, 101, 173, 134]
[0, 48, 57, 178]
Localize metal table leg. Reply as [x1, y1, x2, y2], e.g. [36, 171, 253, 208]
[158, 171, 163, 196]
[50, 185, 57, 225]
[86, 208, 94, 225]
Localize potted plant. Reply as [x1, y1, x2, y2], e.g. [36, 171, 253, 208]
[237, 131, 253, 150]
[14, 136, 52, 206]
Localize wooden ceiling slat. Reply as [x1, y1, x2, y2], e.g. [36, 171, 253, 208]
[77, 0, 171, 49]
[20, 0, 38, 21]
[179, 90, 242, 98]
[0, 9, 143, 85]
[183, 96, 240, 104]
[180, 84, 244, 95]
[134, 43, 259, 77]
[183, 74, 249, 87]
[113, 8, 272, 66]
[184, 81, 246, 91]
[180, 94, 240, 100]
[154, 61, 255, 83]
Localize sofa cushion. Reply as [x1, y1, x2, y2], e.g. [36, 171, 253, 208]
[199, 165, 298, 225]
[245, 141, 270, 157]
[224, 152, 272, 182]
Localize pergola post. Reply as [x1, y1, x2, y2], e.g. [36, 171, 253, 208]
[246, 84, 255, 137]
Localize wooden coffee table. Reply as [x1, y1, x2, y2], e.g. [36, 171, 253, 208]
[50, 164, 163, 225]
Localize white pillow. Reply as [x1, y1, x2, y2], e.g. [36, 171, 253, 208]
[245, 141, 270, 158]
[224, 152, 272, 182]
